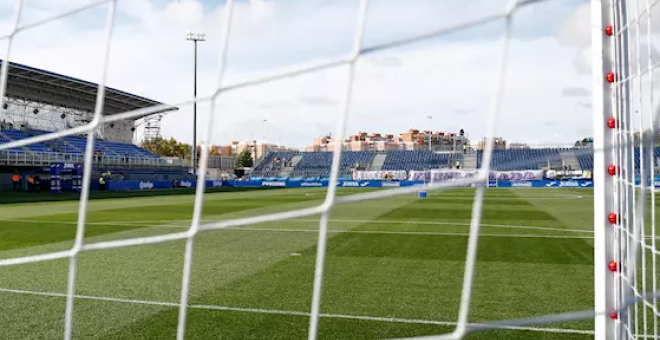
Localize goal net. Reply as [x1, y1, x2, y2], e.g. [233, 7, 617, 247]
[0, 0, 658, 339]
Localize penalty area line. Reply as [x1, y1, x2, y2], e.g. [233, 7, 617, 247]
[0, 287, 593, 335]
[222, 227, 599, 239]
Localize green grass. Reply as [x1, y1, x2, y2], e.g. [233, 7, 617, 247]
[0, 187, 622, 339]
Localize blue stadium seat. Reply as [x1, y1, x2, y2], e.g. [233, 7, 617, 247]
[476, 148, 562, 170]
[289, 151, 376, 178]
[381, 150, 456, 171]
[1, 128, 161, 159]
[573, 147, 660, 171]
[1, 129, 54, 153]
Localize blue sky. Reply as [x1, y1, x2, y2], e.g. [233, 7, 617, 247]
[3, 0, 656, 149]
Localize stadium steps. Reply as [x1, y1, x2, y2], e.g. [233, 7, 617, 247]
[289, 154, 303, 166]
[276, 154, 301, 177]
[463, 152, 477, 169]
[559, 149, 581, 170]
[369, 153, 387, 171]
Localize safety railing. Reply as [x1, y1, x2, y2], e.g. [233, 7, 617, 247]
[0, 150, 189, 168]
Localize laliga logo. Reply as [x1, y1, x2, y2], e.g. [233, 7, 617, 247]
[179, 181, 192, 188]
[211, 180, 223, 187]
[139, 181, 154, 190]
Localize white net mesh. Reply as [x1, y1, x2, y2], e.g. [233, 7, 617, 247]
[0, 0, 659, 339]
[602, 0, 660, 339]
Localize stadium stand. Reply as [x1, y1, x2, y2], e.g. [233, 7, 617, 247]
[252, 152, 296, 177]
[381, 150, 457, 171]
[253, 150, 462, 178]
[574, 147, 594, 170]
[574, 146, 660, 171]
[1, 128, 53, 153]
[476, 148, 563, 170]
[285, 151, 375, 178]
[24, 128, 158, 158]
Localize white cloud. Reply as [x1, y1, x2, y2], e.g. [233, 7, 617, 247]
[5, 0, 650, 150]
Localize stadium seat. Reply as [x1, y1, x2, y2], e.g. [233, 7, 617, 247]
[476, 148, 562, 170]
[381, 150, 456, 171]
[4, 128, 162, 159]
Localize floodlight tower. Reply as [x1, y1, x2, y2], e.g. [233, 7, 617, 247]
[186, 31, 205, 171]
[426, 115, 432, 151]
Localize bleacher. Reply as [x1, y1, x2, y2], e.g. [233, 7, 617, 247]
[26, 129, 158, 159]
[476, 148, 562, 170]
[254, 150, 461, 178]
[1, 128, 54, 153]
[0, 128, 160, 160]
[252, 152, 296, 177]
[575, 147, 660, 170]
[574, 148, 593, 170]
[289, 151, 375, 178]
[251, 146, 660, 179]
[381, 150, 456, 171]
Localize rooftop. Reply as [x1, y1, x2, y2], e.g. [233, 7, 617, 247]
[0, 59, 177, 117]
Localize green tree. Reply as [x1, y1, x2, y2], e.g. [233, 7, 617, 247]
[141, 137, 193, 159]
[235, 148, 254, 168]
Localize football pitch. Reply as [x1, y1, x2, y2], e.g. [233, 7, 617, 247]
[0, 187, 607, 339]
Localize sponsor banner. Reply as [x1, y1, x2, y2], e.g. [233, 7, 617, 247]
[229, 179, 597, 188]
[262, 181, 287, 187]
[543, 180, 593, 188]
[104, 179, 599, 191]
[510, 181, 533, 187]
[177, 180, 195, 188]
[207, 180, 224, 188]
[353, 170, 408, 181]
[408, 170, 543, 181]
[300, 182, 323, 187]
[107, 180, 172, 191]
[634, 176, 660, 187]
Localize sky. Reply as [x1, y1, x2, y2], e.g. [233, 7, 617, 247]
[0, 0, 658, 149]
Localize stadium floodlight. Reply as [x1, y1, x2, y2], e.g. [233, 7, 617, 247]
[427, 115, 432, 151]
[262, 119, 267, 142]
[186, 31, 206, 171]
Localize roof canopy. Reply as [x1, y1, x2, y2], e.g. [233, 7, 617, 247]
[0, 60, 178, 117]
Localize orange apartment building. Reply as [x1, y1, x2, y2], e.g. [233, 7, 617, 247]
[306, 129, 469, 152]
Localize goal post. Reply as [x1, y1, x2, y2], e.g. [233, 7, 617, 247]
[594, 0, 660, 338]
[592, 0, 616, 338]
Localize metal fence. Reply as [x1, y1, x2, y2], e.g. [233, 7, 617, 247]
[0, 150, 189, 168]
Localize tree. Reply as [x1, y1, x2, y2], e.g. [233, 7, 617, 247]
[141, 137, 192, 159]
[235, 148, 254, 168]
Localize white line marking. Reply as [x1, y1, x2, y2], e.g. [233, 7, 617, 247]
[303, 192, 586, 200]
[0, 218, 594, 234]
[221, 227, 598, 239]
[0, 287, 593, 335]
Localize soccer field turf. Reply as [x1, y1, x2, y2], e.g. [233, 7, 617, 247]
[0, 187, 610, 339]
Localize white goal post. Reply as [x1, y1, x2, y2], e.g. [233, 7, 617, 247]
[593, 0, 660, 339]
